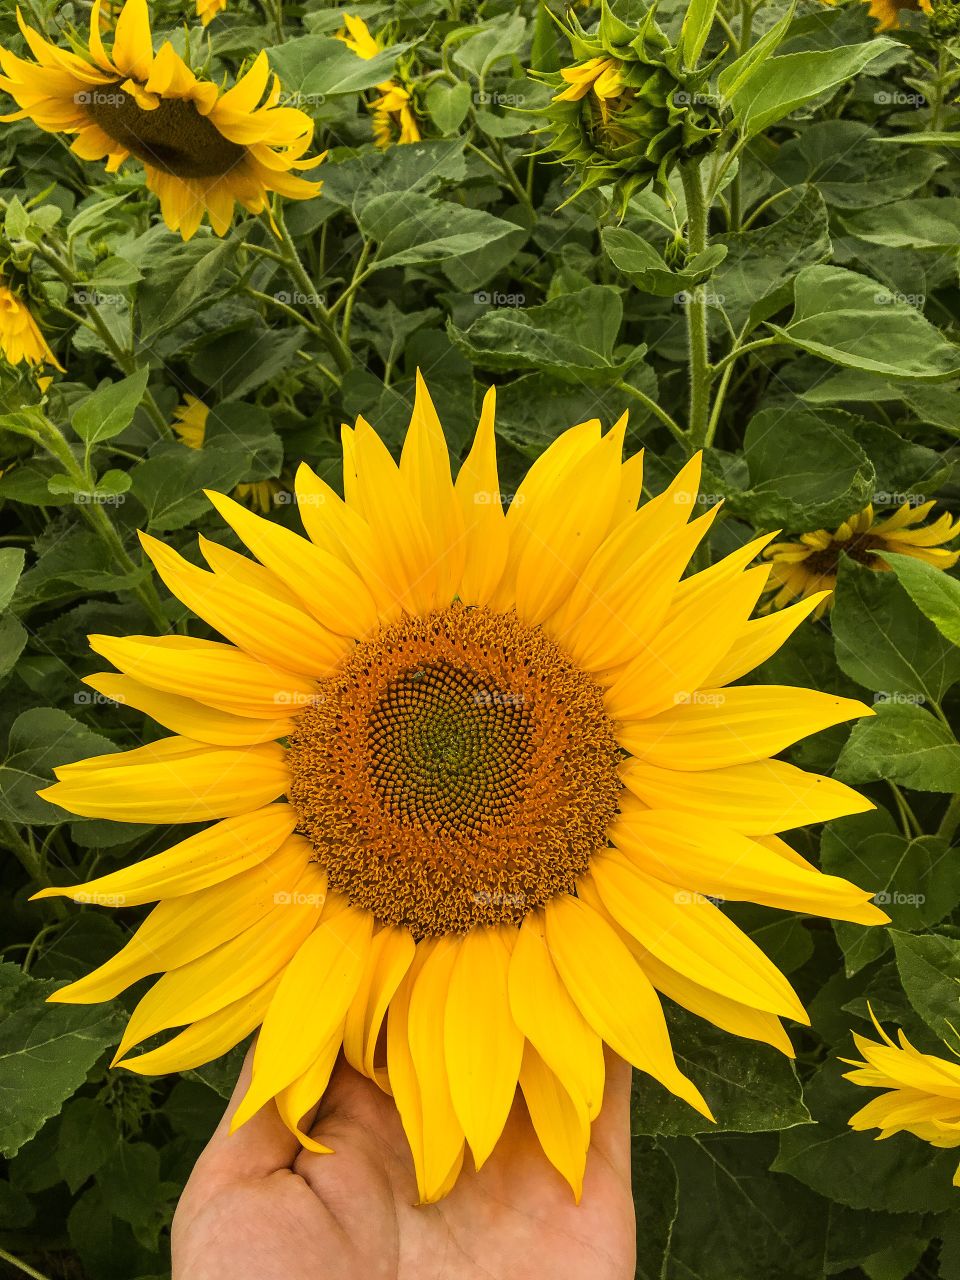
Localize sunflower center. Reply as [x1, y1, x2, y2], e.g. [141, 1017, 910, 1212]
[83, 86, 245, 178]
[287, 605, 622, 938]
[805, 532, 887, 580]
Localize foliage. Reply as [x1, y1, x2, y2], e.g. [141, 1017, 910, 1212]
[1, 0, 960, 1275]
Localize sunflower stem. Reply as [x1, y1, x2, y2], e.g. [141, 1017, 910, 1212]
[615, 380, 686, 446]
[937, 793, 960, 844]
[679, 160, 712, 453]
[268, 206, 352, 373]
[726, 0, 754, 231]
[0, 1245, 54, 1280]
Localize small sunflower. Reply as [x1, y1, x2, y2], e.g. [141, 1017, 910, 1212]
[763, 501, 960, 616]
[0, 0, 322, 240]
[338, 14, 421, 148]
[38, 376, 885, 1202]
[196, 0, 227, 26]
[172, 394, 282, 513]
[820, 0, 932, 29]
[843, 1013, 960, 1184]
[0, 281, 64, 371]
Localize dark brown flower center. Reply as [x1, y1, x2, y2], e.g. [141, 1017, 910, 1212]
[286, 605, 622, 938]
[83, 85, 245, 178]
[804, 532, 887, 581]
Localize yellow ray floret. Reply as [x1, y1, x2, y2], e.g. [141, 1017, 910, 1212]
[0, 0, 322, 239]
[37, 373, 885, 1201]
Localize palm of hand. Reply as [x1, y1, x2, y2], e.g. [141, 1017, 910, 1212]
[173, 1051, 636, 1280]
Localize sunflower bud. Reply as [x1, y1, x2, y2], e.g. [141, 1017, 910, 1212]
[928, 0, 960, 38]
[534, 0, 724, 210]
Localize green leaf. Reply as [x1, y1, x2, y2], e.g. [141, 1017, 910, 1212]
[602, 226, 727, 298]
[717, 4, 796, 100]
[881, 554, 960, 648]
[360, 191, 520, 270]
[714, 186, 831, 330]
[0, 547, 25, 613]
[70, 367, 150, 445]
[449, 285, 643, 385]
[821, 809, 960, 974]
[832, 560, 960, 702]
[631, 1007, 809, 1137]
[680, 0, 720, 70]
[451, 14, 527, 80]
[425, 80, 473, 133]
[771, 121, 944, 208]
[730, 40, 899, 137]
[841, 197, 960, 251]
[720, 407, 875, 529]
[769, 266, 960, 381]
[835, 701, 960, 793]
[0, 708, 115, 826]
[57, 1098, 120, 1194]
[136, 234, 240, 341]
[265, 35, 411, 95]
[130, 443, 255, 531]
[890, 930, 960, 1040]
[0, 964, 122, 1159]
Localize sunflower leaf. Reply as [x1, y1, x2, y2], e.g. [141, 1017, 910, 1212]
[881, 553, 960, 649]
[890, 930, 960, 1042]
[835, 701, 960, 794]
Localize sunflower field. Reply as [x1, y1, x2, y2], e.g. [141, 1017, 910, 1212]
[3, 0, 960, 1274]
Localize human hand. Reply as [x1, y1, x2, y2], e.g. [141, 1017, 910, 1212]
[172, 1047, 636, 1280]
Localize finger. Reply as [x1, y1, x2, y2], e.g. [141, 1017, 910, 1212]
[589, 1048, 633, 1181]
[200, 1040, 308, 1180]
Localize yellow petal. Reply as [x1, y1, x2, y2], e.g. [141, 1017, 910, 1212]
[702, 594, 830, 688]
[231, 896, 373, 1130]
[82, 672, 293, 746]
[588, 855, 808, 1020]
[453, 385, 509, 606]
[519, 1042, 590, 1202]
[32, 804, 296, 906]
[620, 757, 874, 834]
[619, 685, 871, 769]
[508, 913, 605, 1118]
[275, 1025, 343, 1154]
[343, 924, 416, 1087]
[544, 894, 712, 1119]
[399, 371, 465, 608]
[50, 835, 311, 1003]
[39, 736, 289, 823]
[121, 973, 282, 1076]
[386, 945, 429, 1201]
[111, 0, 153, 81]
[113, 862, 327, 1062]
[444, 927, 523, 1169]
[140, 532, 348, 676]
[611, 808, 886, 925]
[408, 937, 467, 1197]
[87, 633, 316, 719]
[202, 490, 378, 638]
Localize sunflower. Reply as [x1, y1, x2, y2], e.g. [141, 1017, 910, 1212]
[37, 376, 886, 1202]
[763, 501, 960, 617]
[0, 281, 64, 371]
[338, 14, 421, 148]
[196, 0, 227, 26]
[172, 394, 282, 513]
[0, 0, 322, 240]
[820, 0, 932, 28]
[843, 1013, 960, 1184]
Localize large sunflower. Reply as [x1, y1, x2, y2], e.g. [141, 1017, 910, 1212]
[38, 377, 885, 1202]
[0, 0, 321, 240]
[763, 501, 960, 617]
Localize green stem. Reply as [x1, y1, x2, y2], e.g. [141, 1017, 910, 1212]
[710, 335, 781, 375]
[727, 0, 753, 231]
[0, 824, 66, 918]
[889, 783, 923, 840]
[267, 207, 352, 373]
[615, 380, 687, 446]
[338, 240, 374, 348]
[0, 1246, 54, 1280]
[937, 792, 960, 844]
[679, 161, 711, 451]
